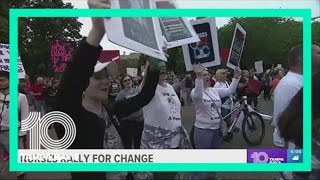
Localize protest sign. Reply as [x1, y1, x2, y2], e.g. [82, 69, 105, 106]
[182, 18, 221, 71]
[126, 68, 138, 77]
[277, 64, 282, 68]
[227, 23, 246, 69]
[105, 0, 167, 61]
[0, 43, 26, 79]
[255, 61, 263, 74]
[155, 0, 199, 48]
[51, 40, 75, 73]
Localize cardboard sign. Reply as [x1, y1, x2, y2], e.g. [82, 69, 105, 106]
[51, 40, 75, 73]
[105, 0, 167, 61]
[227, 23, 247, 69]
[0, 43, 26, 79]
[182, 18, 221, 71]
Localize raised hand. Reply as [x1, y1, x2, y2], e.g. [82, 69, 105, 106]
[86, 0, 111, 47]
[234, 67, 242, 79]
[193, 63, 204, 78]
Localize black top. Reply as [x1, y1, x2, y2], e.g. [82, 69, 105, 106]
[185, 78, 193, 88]
[54, 38, 159, 180]
[43, 86, 58, 105]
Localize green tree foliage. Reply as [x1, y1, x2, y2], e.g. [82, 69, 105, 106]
[312, 21, 320, 44]
[218, 17, 303, 70]
[0, 0, 82, 79]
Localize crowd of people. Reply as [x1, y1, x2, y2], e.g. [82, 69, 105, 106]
[0, 0, 319, 179]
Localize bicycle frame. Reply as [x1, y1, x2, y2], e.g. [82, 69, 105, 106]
[219, 97, 251, 133]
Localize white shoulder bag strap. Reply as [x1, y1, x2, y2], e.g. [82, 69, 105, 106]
[203, 90, 228, 137]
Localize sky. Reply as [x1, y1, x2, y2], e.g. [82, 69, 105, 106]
[63, 0, 320, 54]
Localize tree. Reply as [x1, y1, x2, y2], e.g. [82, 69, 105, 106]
[312, 21, 320, 44]
[167, 47, 186, 75]
[0, 0, 82, 79]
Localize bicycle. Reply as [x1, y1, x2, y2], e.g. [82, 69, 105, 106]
[223, 96, 265, 146]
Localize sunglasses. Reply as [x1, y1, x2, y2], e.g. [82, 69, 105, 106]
[123, 79, 132, 83]
[160, 71, 167, 75]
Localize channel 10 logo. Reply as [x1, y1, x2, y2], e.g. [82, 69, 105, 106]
[21, 111, 76, 150]
[250, 152, 269, 163]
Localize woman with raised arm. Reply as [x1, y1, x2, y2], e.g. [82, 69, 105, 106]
[191, 64, 241, 180]
[54, 0, 160, 179]
[140, 59, 192, 179]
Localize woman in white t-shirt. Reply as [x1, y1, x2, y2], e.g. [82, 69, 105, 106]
[141, 59, 192, 179]
[191, 64, 241, 180]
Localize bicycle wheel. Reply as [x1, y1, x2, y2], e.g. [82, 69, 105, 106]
[242, 111, 265, 146]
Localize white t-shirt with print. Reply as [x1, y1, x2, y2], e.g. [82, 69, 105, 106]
[143, 83, 182, 132]
[191, 78, 239, 130]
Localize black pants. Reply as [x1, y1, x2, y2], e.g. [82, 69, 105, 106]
[247, 92, 258, 108]
[263, 85, 272, 100]
[119, 121, 143, 149]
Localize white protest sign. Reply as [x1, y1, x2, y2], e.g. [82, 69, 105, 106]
[155, 0, 200, 48]
[227, 23, 247, 69]
[182, 18, 221, 71]
[277, 64, 282, 68]
[126, 68, 138, 77]
[255, 61, 263, 74]
[105, 0, 167, 61]
[0, 43, 26, 79]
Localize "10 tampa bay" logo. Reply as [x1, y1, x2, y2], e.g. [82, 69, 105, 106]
[247, 149, 287, 163]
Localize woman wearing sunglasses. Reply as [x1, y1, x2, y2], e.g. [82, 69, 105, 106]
[116, 74, 144, 150]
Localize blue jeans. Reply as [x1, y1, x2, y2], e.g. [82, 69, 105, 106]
[192, 127, 221, 179]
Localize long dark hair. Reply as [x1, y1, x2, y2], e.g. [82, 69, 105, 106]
[279, 73, 320, 148]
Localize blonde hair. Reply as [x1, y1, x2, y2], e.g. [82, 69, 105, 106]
[215, 69, 227, 82]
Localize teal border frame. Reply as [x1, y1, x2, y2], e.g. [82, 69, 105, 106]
[9, 9, 311, 172]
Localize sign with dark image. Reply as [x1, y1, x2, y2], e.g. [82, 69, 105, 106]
[120, 0, 159, 50]
[155, 0, 199, 48]
[182, 18, 220, 71]
[188, 23, 214, 64]
[227, 23, 246, 69]
[229, 29, 245, 66]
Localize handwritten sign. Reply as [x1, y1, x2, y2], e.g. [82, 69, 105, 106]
[126, 68, 138, 77]
[51, 40, 75, 73]
[0, 43, 26, 78]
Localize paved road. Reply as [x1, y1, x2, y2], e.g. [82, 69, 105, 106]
[0, 96, 279, 179]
